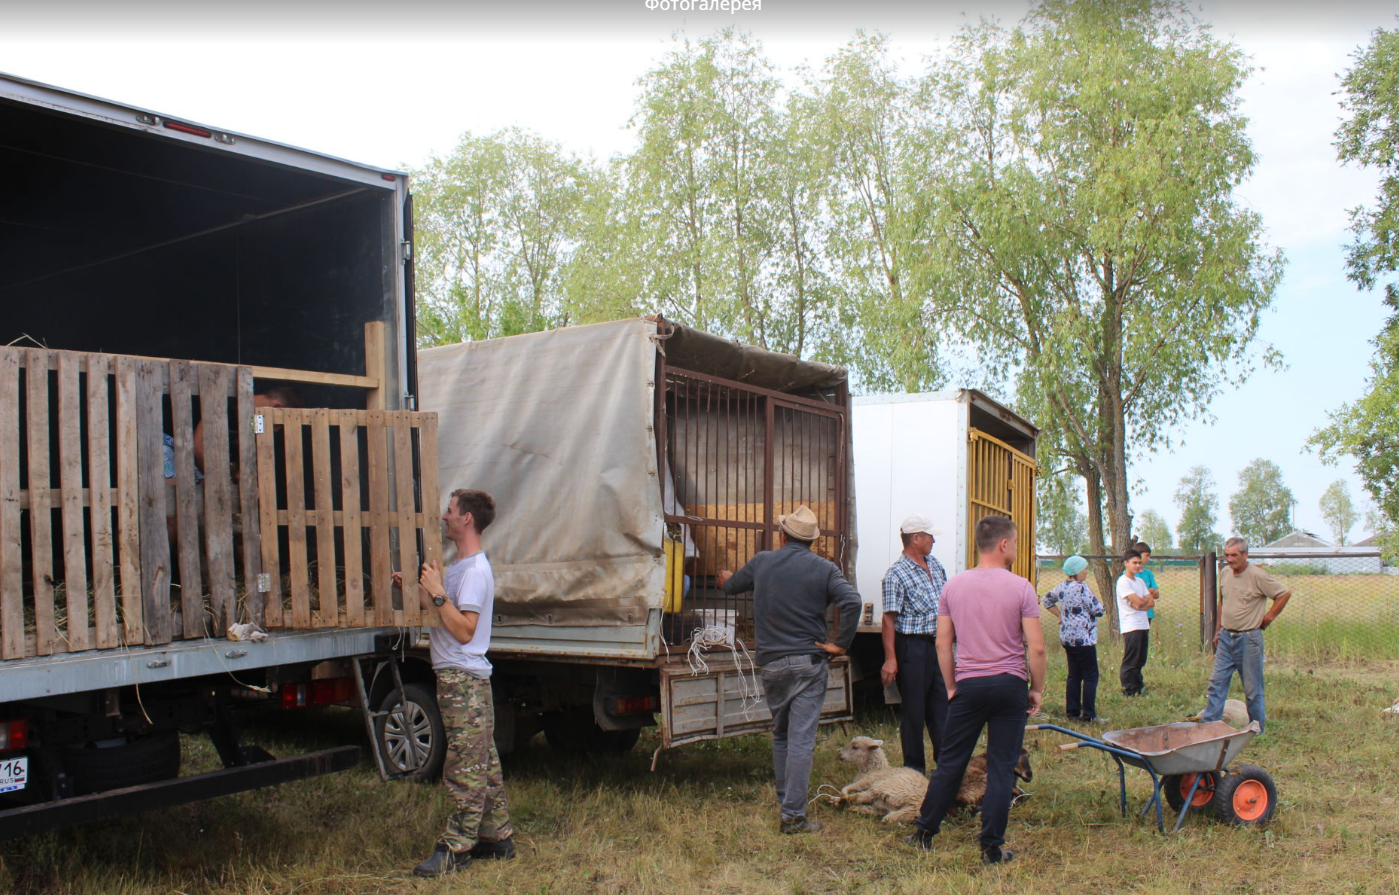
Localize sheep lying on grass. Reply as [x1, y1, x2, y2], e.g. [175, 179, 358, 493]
[955, 748, 1033, 813]
[836, 737, 1034, 822]
[835, 737, 928, 824]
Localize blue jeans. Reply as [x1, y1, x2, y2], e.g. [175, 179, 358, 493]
[760, 655, 829, 821]
[1203, 628, 1266, 733]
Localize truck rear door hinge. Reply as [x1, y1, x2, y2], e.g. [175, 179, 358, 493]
[401, 241, 413, 262]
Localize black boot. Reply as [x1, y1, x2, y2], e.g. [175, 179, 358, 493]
[470, 837, 517, 860]
[414, 842, 472, 877]
[779, 816, 822, 834]
[981, 845, 1016, 865]
[903, 828, 935, 851]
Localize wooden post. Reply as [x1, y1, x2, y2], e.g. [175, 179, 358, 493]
[135, 359, 172, 645]
[235, 367, 263, 628]
[1201, 552, 1218, 652]
[114, 357, 144, 646]
[198, 364, 237, 636]
[309, 408, 337, 626]
[26, 350, 56, 655]
[56, 352, 91, 652]
[364, 321, 386, 411]
[338, 411, 365, 627]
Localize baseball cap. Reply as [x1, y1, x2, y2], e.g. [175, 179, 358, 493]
[899, 515, 944, 537]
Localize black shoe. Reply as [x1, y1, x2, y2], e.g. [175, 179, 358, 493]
[780, 817, 822, 834]
[903, 828, 935, 851]
[470, 837, 516, 861]
[413, 842, 472, 877]
[982, 846, 1016, 865]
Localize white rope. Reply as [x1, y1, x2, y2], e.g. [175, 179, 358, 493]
[686, 624, 763, 719]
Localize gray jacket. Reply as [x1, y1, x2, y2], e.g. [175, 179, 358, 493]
[723, 539, 862, 666]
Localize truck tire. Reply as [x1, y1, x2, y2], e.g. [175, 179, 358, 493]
[376, 683, 447, 781]
[543, 710, 642, 754]
[60, 730, 182, 794]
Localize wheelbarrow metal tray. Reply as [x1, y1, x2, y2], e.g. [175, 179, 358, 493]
[1100, 721, 1261, 776]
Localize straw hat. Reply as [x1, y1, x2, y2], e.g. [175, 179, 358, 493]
[779, 505, 821, 541]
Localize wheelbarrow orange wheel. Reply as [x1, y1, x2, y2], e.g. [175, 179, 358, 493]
[1163, 771, 1220, 812]
[1214, 765, 1277, 825]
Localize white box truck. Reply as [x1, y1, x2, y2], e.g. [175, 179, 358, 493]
[847, 391, 1038, 684]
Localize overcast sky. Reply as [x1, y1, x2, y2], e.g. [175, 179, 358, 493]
[2, 0, 1394, 544]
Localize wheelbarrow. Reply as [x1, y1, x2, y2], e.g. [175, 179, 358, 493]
[1027, 721, 1277, 832]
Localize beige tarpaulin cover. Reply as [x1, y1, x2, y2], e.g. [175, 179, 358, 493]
[417, 320, 665, 627]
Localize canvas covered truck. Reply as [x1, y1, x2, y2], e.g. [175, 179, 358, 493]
[848, 391, 1039, 690]
[415, 318, 856, 757]
[0, 72, 447, 837]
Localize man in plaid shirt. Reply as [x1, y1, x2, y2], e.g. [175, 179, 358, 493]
[880, 515, 950, 773]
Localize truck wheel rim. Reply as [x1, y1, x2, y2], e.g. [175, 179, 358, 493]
[1232, 780, 1269, 821]
[384, 702, 433, 770]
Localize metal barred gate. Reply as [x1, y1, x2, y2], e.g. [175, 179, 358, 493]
[967, 428, 1038, 582]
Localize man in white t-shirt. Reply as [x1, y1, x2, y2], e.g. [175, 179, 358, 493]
[395, 489, 514, 877]
[1116, 547, 1156, 696]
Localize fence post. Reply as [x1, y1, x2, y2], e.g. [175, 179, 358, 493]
[1200, 552, 1218, 652]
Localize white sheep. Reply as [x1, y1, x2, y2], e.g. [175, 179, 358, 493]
[836, 736, 929, 824]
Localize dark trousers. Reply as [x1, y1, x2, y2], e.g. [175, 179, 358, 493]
[1063, 643, 1099, 718]
[1120, 629, 1149, 695]
[894, 632, 948, 773]
[914, 673, 1029, 850]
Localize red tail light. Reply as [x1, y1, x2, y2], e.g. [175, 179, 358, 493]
[607, 696, 660, 715]
[0, 719, 28, 751]
[279, 677, 355, 710]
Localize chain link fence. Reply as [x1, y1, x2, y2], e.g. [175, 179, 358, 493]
[1035, 550, 1399, 664]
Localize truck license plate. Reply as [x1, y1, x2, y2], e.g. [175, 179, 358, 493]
[0, 756, 27, 793]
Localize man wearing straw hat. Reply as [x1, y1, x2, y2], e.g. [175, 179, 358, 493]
[719, 505, 862, 835]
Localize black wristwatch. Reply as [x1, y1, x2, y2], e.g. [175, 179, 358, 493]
[432, 593, 447, 607]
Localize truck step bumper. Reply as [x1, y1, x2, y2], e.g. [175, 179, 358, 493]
[0, 746, 360, 841]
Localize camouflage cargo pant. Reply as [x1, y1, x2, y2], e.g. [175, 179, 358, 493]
[437, 668, 513, 853]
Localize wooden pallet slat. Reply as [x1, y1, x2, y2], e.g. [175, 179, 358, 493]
[56, 352, 91, 652]
[282, 409, 312, 628]
[235, 369, 262, 628]
[0, 350, 23, 659]
[365, 409, 392, 627]
[136, 359, 172, 645]
[86, 354, 118, 650]
[169, 359, 204, 639]
[337, 411, 365, 627]
[392, 411, 419, 627]
[114, 356, 144, 645]
[417, 414, 442, 628]
[254, 399, 283, 628]
[25, 350, 57, 655]
[309, 408, 337, 627]
[199, 364, 237, 635]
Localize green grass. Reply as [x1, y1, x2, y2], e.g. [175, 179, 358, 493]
[3, 617, 1398, 895]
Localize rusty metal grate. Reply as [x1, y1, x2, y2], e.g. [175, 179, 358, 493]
[658, 366, 848, 646]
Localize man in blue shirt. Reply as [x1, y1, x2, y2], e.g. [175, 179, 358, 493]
[880, 515, 950, 774]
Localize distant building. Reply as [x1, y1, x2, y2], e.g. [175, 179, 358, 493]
[1250, 530, 1382, 574]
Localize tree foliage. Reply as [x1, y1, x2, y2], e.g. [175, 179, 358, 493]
[412, 129, 596, 344]
[1312, 23, 1399, 561]
[1174, 465, 1221, 553]
[1319, 479, 1358, 546]
[1135, 509, 1173, 552]
[910, 0, 1282, 572]
[1037, 473, 1087, 555]
[1228, 459, 1295, 547]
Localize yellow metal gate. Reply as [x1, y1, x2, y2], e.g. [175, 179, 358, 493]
[967, 429, 1038, 582]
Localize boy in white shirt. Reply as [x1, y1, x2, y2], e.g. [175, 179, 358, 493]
[1116, 547, 1156, 697]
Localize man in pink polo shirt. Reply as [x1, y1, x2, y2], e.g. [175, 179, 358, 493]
[905, 515, 1047, 865]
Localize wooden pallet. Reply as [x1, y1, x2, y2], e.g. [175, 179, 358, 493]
[0, 344, 439, 661]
